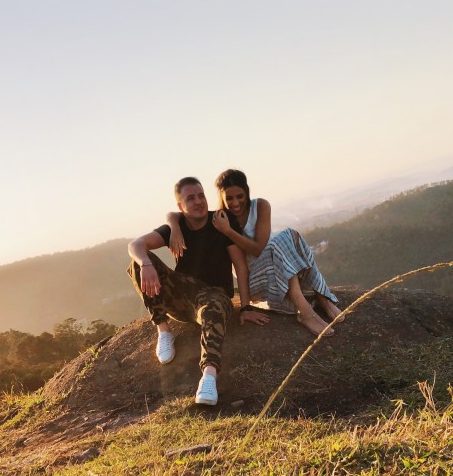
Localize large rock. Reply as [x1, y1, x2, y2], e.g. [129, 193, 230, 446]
[43, 288, 453, 417]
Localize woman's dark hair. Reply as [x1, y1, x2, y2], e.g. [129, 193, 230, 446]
[215, 169, 251, 209]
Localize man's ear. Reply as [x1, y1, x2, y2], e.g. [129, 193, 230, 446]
[177, 202, 183, 212]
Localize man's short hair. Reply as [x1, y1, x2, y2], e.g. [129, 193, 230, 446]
[174, 177, 202, 199]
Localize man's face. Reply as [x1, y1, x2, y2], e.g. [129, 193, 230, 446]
[177, 183, 208, 220]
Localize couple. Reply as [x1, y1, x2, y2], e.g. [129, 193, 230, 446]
[127, 170, 342, 406]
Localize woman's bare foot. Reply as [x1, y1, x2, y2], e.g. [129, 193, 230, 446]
[316, 295, 345, 322]
[288, 276, 334, 337]
[297, 312, 334, 337]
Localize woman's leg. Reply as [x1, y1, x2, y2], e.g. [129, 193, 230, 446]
[288, 275, 334, 336]
[315, 293, 345, 322]
[291, 230, 339, 303]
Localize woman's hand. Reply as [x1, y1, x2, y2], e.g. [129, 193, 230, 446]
[169, 227, 186, 260]
[212, 210, 231, 235]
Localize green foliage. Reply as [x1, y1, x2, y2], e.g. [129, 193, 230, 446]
[306, 181, 453, 296]
[0, 318, 117, 393]
[0, 390, 45, 431]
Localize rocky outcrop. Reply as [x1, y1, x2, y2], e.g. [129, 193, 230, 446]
[42, 288, 453, 417]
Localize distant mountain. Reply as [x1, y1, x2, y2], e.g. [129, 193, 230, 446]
[273, 162, 453, 231]
[304, 181, 453, 296]
[0, 239, 175, 334]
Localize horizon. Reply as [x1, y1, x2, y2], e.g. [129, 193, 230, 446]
[2, 170, 452, 267]
[2, 1, 453, 265]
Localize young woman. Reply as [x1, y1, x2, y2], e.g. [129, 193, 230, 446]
[168, 170, 343, 336]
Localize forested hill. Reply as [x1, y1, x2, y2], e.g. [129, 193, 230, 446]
[0, 239, 174, 334]
[305, 181, 453, 295]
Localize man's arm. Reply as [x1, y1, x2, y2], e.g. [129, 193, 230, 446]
[228, 245, 270, 326]
[128, 231, 166, 298]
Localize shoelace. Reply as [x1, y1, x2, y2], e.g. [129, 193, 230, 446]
[200, 377, 216, 392]
[158, 334, 173, 352]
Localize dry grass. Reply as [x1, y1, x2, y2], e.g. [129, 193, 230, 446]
[49, 381, 452, 475]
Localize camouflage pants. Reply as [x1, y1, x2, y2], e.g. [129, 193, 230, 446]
[127, 252, 232, 372]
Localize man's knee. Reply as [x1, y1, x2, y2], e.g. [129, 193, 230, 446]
[146, 252, 172, 274]
[126, 260, 142, 297]
[198, 289, 232, 322]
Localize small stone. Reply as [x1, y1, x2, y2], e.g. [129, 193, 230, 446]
[71, 447, 100, 464]
[230, 400, 245, 409]
[165, 444, 212, 458]
[14, 438, 26, 448]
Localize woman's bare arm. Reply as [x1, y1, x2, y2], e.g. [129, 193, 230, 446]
[166, 211, 186, 259]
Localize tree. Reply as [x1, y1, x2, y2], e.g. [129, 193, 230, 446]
[85, 319, 117, 346]
[53, 318, 85, 359]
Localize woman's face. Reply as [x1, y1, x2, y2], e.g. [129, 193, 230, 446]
[221, 185, 248, 216]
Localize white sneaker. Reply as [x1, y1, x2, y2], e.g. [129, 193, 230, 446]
[195, 374, 218, 405]
[155, 331, 175, 364]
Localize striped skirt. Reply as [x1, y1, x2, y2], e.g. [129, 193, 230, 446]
[248, 228, 338, 313]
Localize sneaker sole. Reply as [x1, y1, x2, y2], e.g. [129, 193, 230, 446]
[157, 350, 175, 365]
[195, 397, 218, 406]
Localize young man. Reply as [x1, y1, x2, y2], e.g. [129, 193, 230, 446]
[127, 177, 268, 405]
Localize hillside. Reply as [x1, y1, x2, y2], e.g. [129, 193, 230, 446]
[305, 181, 453, 296]
[0, 240, 174, 334]
[0, 288, 452, 474]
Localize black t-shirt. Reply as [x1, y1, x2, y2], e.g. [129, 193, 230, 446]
[154, 211, 240, 297]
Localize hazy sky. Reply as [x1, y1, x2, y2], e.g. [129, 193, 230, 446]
[1, 1, 453, 265]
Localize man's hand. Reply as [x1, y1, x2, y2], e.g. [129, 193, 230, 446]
[212, 210, 231, 235]
[140, 265, 161, 297]
[169, 227, 186, 260]
[240, 310, 271, 326]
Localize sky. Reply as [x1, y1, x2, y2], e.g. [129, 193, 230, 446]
[1, 0, 453, 265]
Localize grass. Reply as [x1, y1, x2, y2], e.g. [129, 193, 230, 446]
[2, 348, 449, 475]
[35, 381, 450, 475]
[0, 389, 45, 433]
[1, 370, 451, 475]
